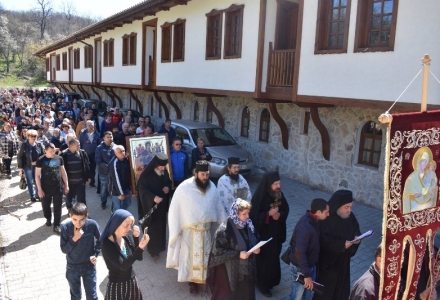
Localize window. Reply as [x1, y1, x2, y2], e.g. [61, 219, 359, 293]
[193, 101, 199, 121]
[129, 33, 137, 65]
[206, 9, 223, 59]
[206, 106, 213, 123]
[224, 4, 244, 59]
[122, 35, 129, 65]
[354, 0, 398, 52]
[173, 19, 185, 61]
[161, 23, 171, 62]
[84, 46, 92, 68]
[259, 109, 270, 142]
[315, 0, 351, 54]
[240, 106, 250, 138]
[62, 52, 67, 70]
[56, 54, 60, 71]
[358, 121, 382, 167]
[103, 39, 114, 67]
[73, 48, 80, 69]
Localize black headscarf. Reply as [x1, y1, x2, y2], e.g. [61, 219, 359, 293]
[328, 189, 353, 214]
[249, 171, 281, 222]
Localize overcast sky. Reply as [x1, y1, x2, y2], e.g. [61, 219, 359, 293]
[1, 0, 145, 19]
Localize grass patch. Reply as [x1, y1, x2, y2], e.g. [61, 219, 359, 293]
[0, 74, 49, 88]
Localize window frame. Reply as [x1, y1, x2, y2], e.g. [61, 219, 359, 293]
[315, 0, 352, 54]
[129, 32, 137, 65]
[56, 54, 61, 71]
[240, 106, 250, 138]
[84, 46, 92, 69]
[224, 4, 244, 59]
[73, 48, 80, 69]
[354, 0, 399, 52]
[173, 19, 186, 62]
[206, 106, 213, 123]
[161, 22, 172, 63]
[259, 109, 270, 142]
[62, 52, 67, 70]
[205, 9, 223, 60]
[357, 121, 382, 168]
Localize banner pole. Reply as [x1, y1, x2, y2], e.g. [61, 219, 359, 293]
[421, 54, 431, 112]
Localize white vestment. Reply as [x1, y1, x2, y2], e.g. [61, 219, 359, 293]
[166, 177, 227, 283]
[217, 174, 252, 215]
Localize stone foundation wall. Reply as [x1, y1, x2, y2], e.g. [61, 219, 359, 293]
[80, 86, 387, 208]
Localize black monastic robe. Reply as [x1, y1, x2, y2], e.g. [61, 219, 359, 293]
[313, 213, 361, 300]
[137, 170, 171, 255]
[253, 192, 289, 290]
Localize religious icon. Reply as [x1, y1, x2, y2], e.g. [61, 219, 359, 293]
[402, 147, 438, 214]
[126, 134, 172, 194]
[270, 198, 282, 209]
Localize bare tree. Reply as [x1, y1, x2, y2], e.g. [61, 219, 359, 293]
[61, 0, 76, 35]
[34, 0, 53, 39]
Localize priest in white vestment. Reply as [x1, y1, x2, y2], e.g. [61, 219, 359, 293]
[217, 157, 252, 215]
[166, 160, 228, 294]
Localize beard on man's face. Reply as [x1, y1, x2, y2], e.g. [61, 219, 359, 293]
[336, 208, 351, 219]
[195, 176, 210, 193]
[228, 172, 239, 182]
[269, 188, 282, 199]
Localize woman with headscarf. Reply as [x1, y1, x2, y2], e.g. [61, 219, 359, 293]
[207, 199, 260, 300]
[100, 209, 150, 300]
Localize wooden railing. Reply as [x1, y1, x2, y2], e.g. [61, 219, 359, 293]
[267, 42, 295, 87]
[149, 57, 155, 85]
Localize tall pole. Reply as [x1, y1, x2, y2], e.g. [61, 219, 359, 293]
[421, 54, 431, 112]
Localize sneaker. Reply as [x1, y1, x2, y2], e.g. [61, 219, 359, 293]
[100, 205, 106, 210]
[35, 197, 40, 202]
[45, 220, 52, 227]
[7, 174, 12, 179]
[31, 197, 36, 202]
[53, 226, 61, 234]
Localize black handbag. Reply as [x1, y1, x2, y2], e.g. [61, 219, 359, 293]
[281, 245, 293, 265]
[281, 234, 298, 265]
[19, 177, 27, 190]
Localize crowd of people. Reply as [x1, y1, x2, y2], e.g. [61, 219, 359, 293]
[1, 88, 437, 300]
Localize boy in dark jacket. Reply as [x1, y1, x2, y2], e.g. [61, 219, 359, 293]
[281, 198, 329, 300]
[95, 132, 115, 210]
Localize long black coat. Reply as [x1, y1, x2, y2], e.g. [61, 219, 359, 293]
[313, 213, 361, 300]
[137, 169, 171, 255]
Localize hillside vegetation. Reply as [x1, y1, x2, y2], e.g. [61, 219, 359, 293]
[0, 0, 99, 87]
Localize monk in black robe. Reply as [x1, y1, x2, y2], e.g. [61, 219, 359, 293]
[250, 171, 290, 297]
[137, 152, 171, 258]
[313, 190, 361, 300]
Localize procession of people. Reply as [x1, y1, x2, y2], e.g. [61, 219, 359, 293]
[1, 88, 437, 300]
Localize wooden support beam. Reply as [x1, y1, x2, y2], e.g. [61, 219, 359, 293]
[91, 86, 102, 100]
[69, 84, 77, 92]
[206, 96, 225, 128]
[129, 89, 144, 114]
[60, 83, 69, 93]
[153, 91, 170, 119]
[103, 87, 116, 107]
[110, 87, 123, 108]
[268, 103, 289, 150]
[310, 106, 330, 161]
[165, 92, 182, 119]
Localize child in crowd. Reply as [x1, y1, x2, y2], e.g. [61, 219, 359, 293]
[60, 203, 101, 300]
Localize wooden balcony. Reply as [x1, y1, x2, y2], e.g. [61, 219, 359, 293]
[267, 43, 295, 87]
[148, 58, 155, 86]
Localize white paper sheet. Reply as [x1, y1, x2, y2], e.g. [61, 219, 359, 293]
[247, 237, 273, 254]
[351, 230, 374, 243]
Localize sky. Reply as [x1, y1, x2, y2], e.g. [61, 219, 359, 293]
[1, 0, 145, 19]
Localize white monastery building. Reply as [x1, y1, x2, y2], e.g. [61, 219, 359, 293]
[35, 0, 440, 208]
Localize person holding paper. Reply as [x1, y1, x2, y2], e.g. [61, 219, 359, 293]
[313, 190, 361, 300]
[207, 198, 260, 300]
[281, 198, 329, 300]
[250, 171, 290, 297]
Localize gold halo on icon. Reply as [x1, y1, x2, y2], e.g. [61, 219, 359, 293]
[412, 146, 433, 170]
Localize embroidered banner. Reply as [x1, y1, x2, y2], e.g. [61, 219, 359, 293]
[381, 110, 440, 300]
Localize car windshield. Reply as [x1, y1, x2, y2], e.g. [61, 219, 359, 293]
[189, 128, 236, 146]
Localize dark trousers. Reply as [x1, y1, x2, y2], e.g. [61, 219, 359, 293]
[41, 191, 62, 226]
[88, 154, 96, 184]
[66, 263, 98, 300]
[66, 182, 86, 208]
[2, 158, 12, 174]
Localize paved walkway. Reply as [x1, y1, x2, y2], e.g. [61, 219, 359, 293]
[0, 161, 383, 300]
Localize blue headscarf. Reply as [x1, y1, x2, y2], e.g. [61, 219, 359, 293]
[99, 209, 133, 242]
[229, 198, 255, 233]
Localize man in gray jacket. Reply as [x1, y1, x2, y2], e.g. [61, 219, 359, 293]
[95, 131, 115, 210]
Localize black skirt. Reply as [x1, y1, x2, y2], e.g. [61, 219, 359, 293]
[104, 277, 143, 300]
